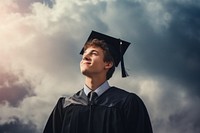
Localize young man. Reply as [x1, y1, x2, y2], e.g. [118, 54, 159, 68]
[43, 31, 153, 133]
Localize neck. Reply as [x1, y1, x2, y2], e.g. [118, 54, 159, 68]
[85, 76, 107, 91]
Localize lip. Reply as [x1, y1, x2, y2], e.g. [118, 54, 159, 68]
[82, 61, 91, 65]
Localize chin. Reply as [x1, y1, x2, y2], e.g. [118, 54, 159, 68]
[81, 70, 93, 77]
[81, 69, 88, 75]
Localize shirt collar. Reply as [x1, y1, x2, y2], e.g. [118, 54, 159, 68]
[84, 81, 110, 97]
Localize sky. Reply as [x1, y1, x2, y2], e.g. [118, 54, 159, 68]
[0, 0, 200, 132]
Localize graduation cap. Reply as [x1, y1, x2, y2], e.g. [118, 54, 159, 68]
[80, 31, 130, 78]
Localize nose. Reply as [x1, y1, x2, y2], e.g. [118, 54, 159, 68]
[82, 52, 90, 61]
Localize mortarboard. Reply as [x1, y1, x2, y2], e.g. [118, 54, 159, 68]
[80, 30, 130, 78]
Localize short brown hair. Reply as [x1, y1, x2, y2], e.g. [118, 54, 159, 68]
[83, 39, 115, 80]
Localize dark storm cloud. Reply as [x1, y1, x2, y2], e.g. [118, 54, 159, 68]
[122, 1, 200, 95]
[104, 1, 200, 132]
[166, 2, 200, 89]
[0, 117, 38, 133]
[149, 80, 200, 133]
[168, 106, 200, 133]
[0, 67, 35, 107]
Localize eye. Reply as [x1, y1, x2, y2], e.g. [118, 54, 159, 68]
[83, 49, 99, 56]
[91, 51, 98, 55]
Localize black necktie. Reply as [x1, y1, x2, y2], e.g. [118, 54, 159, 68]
[88, 91, 98, 103]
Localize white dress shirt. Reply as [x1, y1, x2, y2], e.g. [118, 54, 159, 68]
[84, 81, 110, 97]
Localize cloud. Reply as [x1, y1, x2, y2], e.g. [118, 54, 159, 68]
[115, 0, 200, 95]
[127, 76, 200, 133]
[0, 0, 199, 133]
[0, 117, 37, 133]
[0, 66, 35, 107]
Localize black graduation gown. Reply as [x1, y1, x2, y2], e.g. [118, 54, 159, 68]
[43, 87, 153, 133]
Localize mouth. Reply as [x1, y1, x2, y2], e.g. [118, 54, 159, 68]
[82, 61, 91, 65]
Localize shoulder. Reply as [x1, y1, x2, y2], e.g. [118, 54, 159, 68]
[102, 86, 142, 104]
[109, 86, 139, 99]
[110, 86, 145, 106]
[56, 97, 66, 106]
[62, 89, 88, 108]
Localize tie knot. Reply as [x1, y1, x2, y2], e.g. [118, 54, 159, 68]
[88, 91, 98, 102]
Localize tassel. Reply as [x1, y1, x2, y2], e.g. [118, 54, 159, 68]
[120, 41, 129, 78]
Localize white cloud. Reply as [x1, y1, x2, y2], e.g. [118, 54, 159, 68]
[0, 0, 85, 131]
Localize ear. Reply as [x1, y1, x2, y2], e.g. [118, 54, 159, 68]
[104, 61, 113, 70]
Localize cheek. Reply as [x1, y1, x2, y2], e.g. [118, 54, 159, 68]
[79, 61, 82, 67]
[94, 56, 104, 62]
[95, 59, 106, 68]
[80, 61, 85, 69]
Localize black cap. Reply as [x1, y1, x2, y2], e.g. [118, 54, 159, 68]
[80, 30, 130, 77]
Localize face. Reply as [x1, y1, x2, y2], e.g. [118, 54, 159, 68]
[80, 46, 111, 78]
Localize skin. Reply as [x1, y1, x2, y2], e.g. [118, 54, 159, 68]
[80, 46, 113, 90]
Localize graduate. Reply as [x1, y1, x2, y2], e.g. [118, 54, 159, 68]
[43, 31, 153, 133]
